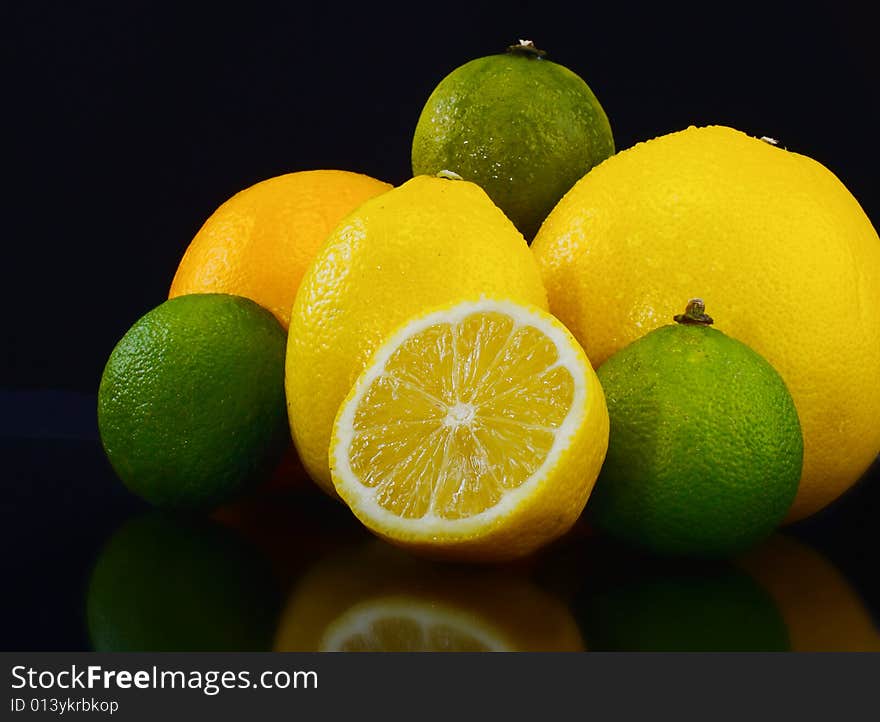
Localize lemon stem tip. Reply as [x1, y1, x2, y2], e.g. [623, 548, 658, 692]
[506, 39, 546, 58]
[674, 298, 714, 326]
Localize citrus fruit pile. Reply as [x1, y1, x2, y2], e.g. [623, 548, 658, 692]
[98, 40, 880, 563]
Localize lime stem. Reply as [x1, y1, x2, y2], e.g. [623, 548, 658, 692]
[674, 298, 714, 326]
[506, 39, 546, 58]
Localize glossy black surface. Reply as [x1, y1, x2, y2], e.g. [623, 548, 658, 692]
[5, 2, 877, 392]
[3, 2, 878, 651]
[2, 391, 878, 651]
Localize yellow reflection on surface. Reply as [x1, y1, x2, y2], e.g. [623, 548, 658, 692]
[86, 495, 879, 653]
[737, 535, 880, 652]
[275, 541, 584, 652]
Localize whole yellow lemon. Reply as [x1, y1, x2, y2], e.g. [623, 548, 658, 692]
[532, 125, 880, 522]
[287, 175, 547, 493]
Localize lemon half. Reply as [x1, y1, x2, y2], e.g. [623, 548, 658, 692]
[329, 299, 609, 561]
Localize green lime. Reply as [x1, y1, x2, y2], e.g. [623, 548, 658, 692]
[411, 40, 614, 240]
[86, 513, 280, 651]
[577, 558, 791, 651]
[97, 293, 288, 510]
[590, 299, 803, 557]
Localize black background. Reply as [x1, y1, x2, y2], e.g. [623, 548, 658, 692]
[2, 1, 878, 650]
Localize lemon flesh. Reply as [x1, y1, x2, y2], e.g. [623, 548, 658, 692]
[330, 299, 609, 562]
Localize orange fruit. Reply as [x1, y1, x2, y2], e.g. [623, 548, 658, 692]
[169, 170, 391, 327]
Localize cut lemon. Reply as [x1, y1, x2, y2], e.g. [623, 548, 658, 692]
[330, 299, 609, 561]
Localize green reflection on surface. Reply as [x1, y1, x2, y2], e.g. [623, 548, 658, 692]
[87, 512, 280, 652]
[539, 530, 880, 652]
[576, 558, 791, 651]
[84, 491, 880, 653]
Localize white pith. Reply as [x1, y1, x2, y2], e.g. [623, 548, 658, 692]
[320, 597, 509, 652]
[444, 401, 477, 428]
[332, 298, 589, 539]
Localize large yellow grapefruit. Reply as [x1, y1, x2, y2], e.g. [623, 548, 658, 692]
[532, 125, 880, 521]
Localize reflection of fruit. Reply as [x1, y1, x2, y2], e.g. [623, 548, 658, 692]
[411, 40, 614, 240]
[87, 514, 280, 651]
[286, 175, 547, 492]
[98, 294, 288, 509]
[330, 299, 608, 561]
[580, 563, 789, 652]
[577, 557, 790, 651]
[738, 535, 880, 652]
[532, 125, 880, 521]
[544, 532, 879, 652]
[169, 170, 391, 328]
[275, 542, 583, 651]
[590, 299, 802, 557]
[212, 489, 369, 590]
[261, 445, 313, 492]
[322, 597, 509, 651]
